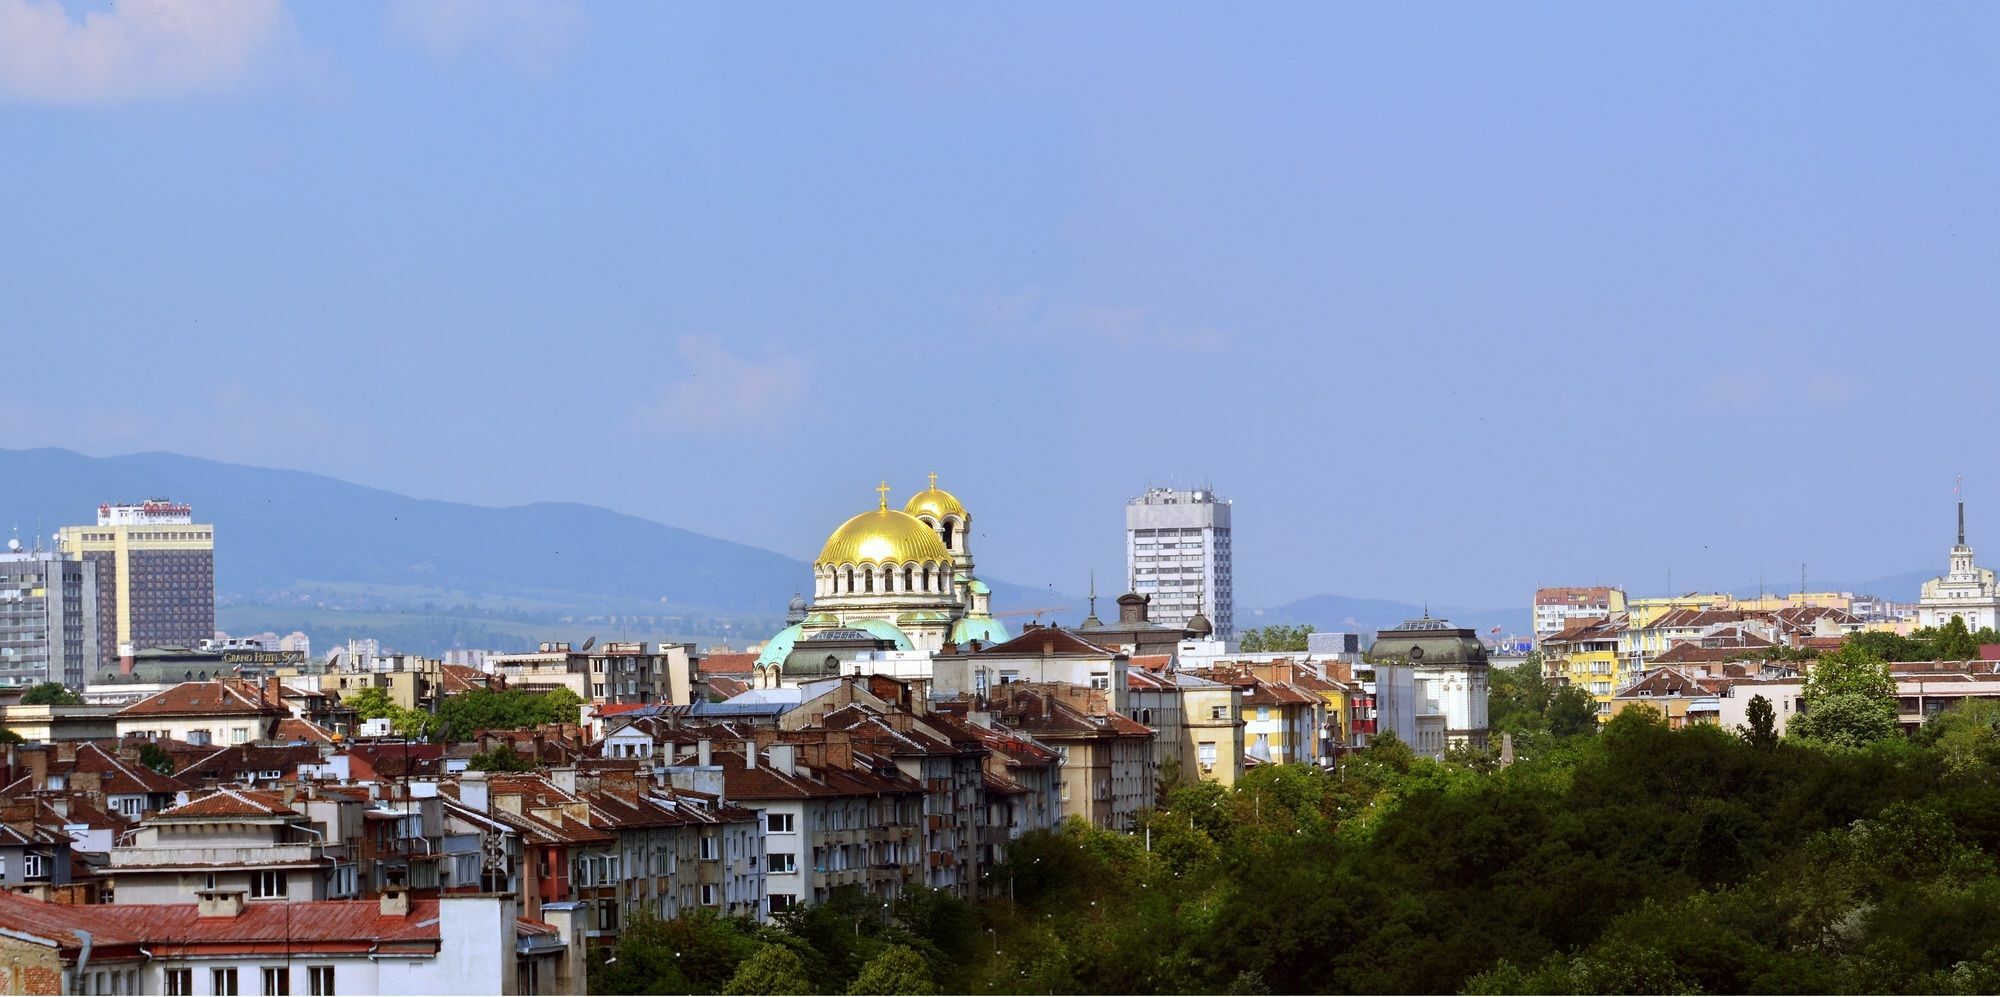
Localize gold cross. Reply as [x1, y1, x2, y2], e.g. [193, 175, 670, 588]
[928, 471, 938, 489]
[877, 480, 891, 509]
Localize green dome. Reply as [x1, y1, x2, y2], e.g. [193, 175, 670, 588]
[754, 623, 805, 667]
[846, 618, 915, 649]
[951, 616, 1011, 645]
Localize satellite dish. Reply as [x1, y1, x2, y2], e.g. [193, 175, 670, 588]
[580, 636, 597, 652]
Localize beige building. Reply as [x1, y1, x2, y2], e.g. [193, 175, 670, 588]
[489, 642, 694, 706]
[1127, 665, 1244, 786]
[58, 500, 215, 673]
[987, 683, 1153, 830]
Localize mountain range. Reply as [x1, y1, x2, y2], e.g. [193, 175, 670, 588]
[0, 447, 1943, 655]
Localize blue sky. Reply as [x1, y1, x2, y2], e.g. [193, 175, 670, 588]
[2, 1, 1996, 609]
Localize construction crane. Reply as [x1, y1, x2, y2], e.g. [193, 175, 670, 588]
[991, 606, 1072, 622]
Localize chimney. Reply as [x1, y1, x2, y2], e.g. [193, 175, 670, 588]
[743, 741, 758, 769]
[494, 792, 522, 815]
[697, 739, 712, 767]
[54, 743, 75, 764]
[548, 766, 576, 795]
[460, 771, 490, 812]
[768, 744, 796, 777]
[380, 884, 410, 918]
[197, 890, 247, 918]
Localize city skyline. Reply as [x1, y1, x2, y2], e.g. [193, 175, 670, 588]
[5, 4, 1998, 608]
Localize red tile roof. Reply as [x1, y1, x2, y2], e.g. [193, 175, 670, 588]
[116, 680, 291, 719]
[0, 891, 447, 956]
[700, 652, 757, 675]
[156, 788, 300, 820]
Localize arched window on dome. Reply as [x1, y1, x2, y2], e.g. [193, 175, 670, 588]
[845, 567, 855, 594]
[941, 520, 955, 551]
[865, 567, 875, 593]
[883, 567, 894, 593]
[904, 565, 915, 592]
[922, 564, 932, 591]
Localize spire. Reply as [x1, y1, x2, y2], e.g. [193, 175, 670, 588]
[876, 480, 890, 511]
[1960, 500, 1967, 546]
[1081, 570, 1103, 628]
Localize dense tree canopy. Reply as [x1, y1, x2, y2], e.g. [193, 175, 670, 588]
[593, 697, 2000, 995]
[1237, 625, 1315, 653]
[19, 682, 80, 706]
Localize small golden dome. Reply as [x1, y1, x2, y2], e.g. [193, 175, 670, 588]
[818, 492, 953, 567]
[903, 471, 969, 522]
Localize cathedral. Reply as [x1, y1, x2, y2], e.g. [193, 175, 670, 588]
[751, 475, 1010, 688]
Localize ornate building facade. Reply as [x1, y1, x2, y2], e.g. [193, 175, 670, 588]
[1918, 502, 2000, 631]
[752, 477, 1009, 688]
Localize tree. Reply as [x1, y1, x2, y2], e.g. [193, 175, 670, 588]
[1789, 643, 1898, 748]
[1239, 625, 1314, 653]
[19, 683, 81, 707]
[1489, 654, 1552, 737]
[1547, 685, 1599, 738]
[138, 742, 176, 775]
[467, 744, 538, 772]
[724, 943, 816, 996]
[1740, 694, 1779, 750]
[1935, 615, 1981, 661]
[848, 944, 938, 995]
[342, 686, 394, 720]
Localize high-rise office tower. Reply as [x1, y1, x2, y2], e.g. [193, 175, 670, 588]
[0, 535, 98, 689]
[59, 500, 215, 672]
[1125, 487, 1234, 638]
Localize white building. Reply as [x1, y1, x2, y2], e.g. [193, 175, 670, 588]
[1533, 587, 1626, 646]
[1917, 502, 2000, 631]
[0, 888, 584, 995]
[1127, 487, 1234, 638]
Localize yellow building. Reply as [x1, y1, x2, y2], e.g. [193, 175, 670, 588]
[58, 500, 215, 675]
[1623, 594, 1730, 629]
[1540, 615, 1626, 719]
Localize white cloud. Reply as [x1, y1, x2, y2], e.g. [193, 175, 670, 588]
[0, 0, 294, 104]
[386, 0, 583, 74]
[628, 335, 807, 437]
[968, 288, 1232, 354]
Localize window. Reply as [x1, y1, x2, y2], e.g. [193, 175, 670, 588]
[213, 969, 239, 996]
[308, 968, 334, 997]
[261, 967, 289, 996]
[766, 813, 794, 834]
[22, 854, 41, 879]
[767, 852, 796, 874]
[702, 883, 718, 906]
[1197, 742, 1217, 771]
[251, 870, 288, 898]
[597, 900, 618, 931]
[1256, 707, 1270, 721]
[700, 836, 718, 860]
[164, 970, 192, 996]
[769, 893, 797, 913]
[1210, 705, 1229, 720]
[231, 727, 249, 745]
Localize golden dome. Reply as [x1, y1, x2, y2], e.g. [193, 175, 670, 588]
[818, 485, 953, 566]
[903, 471, 969, 522]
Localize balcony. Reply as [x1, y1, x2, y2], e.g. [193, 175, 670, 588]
[111, 844, 320, 869]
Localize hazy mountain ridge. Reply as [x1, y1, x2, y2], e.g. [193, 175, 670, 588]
[0, 447, 1065, 630]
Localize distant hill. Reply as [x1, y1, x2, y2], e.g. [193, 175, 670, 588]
[1242, 594, 1528, 641]
[0, 448, 1070, 648]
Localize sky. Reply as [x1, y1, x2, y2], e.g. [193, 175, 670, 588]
[2, 1, 1998, 610]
